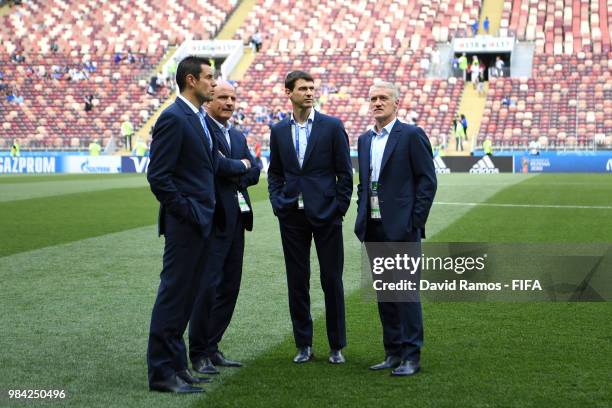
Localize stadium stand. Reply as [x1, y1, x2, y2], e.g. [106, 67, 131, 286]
[1, 0, 610, 151]
[501, 0, 610, 54]
[479, 0, 612, 150]
[0, 0, 236, 149]
[233, 0, 483, 147]
[481, 73, 612, 149]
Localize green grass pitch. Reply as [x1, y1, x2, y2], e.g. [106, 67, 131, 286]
[0, 173, 610, 407]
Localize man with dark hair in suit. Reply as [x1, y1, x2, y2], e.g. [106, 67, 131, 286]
[189, 80, 260, 375]
[268, 70, 353, 365]
[354, 81, 437, 377]
[146, 56, 231, 393]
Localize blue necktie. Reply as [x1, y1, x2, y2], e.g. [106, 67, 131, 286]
[222, 127, 231, 154]
[197, 110, 213, 152]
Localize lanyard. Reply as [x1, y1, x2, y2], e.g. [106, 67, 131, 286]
[294, 121, 310, 159]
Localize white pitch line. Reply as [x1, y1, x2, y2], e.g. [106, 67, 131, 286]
[434, 202, 612, 210]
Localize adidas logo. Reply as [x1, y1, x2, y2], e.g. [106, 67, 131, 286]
[469, 155, 499, 174]
[606, 159, 612, 172]
[434, 156, 450, 173]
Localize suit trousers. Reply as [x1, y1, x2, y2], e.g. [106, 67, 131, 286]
[189, 211, 245, 362]
[279, 209, 346, 350]
[147, 212, 209, 385]
[365, 220, 423, 362]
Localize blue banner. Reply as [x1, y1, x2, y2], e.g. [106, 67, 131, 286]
[516, 155, 612, 173]
[121, 156, 149, 173]
[0, 156, 60, 174]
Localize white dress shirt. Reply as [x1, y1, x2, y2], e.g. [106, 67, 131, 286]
[178, 94, 212, 150]
[290, 108, 315, 167]
[370, 117, 397, 182]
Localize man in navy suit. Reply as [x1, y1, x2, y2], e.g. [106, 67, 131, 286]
[189, 80, 260, 374]
[268, 71, 353, 364]
[354, 81, 437, 376]
[146, 56, 221, 393]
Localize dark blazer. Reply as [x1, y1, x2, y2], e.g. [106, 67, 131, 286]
[267, 110, 353, 227]
[147, 97, 217, 238]
[354, 120, 437, 241]
[206, 116, 260, 235]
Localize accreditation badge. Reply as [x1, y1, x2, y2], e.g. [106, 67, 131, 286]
[370, 181, 381, 219]
[237, 191, 251, 213]
[298, 193, 304, 210]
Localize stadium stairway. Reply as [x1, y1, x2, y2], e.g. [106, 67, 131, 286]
[133, 0, 257, 141]
[448, 82, 489, 155]
[0, 3, 12, 17]
[215, 0, 256, 41]
[134, 46, 178, 143]
[479, 0, 504, 35]
[214, 0, 258, 80]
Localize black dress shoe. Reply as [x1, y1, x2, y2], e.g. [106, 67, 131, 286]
[391, 360, 420, 377]
[369, 355, 402, 371]
[329, 349, 346, 364]
[210, 351, 243, 367]
[293, 346, 313, 363]
[149, 374, 204, 393]
[192, 357, 220, 375]
[177, 369, 212, 384]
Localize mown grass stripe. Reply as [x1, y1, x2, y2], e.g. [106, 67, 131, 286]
[195, 173, 612, 407]
[0, 187, 158, 257]
[0, 175, 149, 202]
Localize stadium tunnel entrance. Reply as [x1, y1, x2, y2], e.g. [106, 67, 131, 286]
[453, 52, 511, 81]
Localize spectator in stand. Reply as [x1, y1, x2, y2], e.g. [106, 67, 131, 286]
[470, 56, 479, 88]
[529, 139, 540, 155]
[10, 52, 25, 63]
[495, 56, 505, 77]
[483, 137, 493, 156]
[405, 110, 418, 125]
[114, 52, 122, 64]
[461, 114, 468, 136]
[471, 19, 479, 36]
[250, 32, 262, 52]
[147, 74, 158, 95]
[477, 71, 485, 96]
[483, 17, 490, 34]
[430, 48, 440, 76]
[127, 51, 136, 64]
[453, 117, 465, 151]
[121, 117, 134, 151]
[451, 55, 459, 76]
[84, 94, 94, 112]
[134, 138, 148, 157]
[253, 104, 265, 123]
[458, 53, 468, 81]
[10, 139, 20, 157]
[167, 58, 178, 89]
[89, 140, 102, 156]
[275, 108, 286, 121]
[50, 42, 59, 53]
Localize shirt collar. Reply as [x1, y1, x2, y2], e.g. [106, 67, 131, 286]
[178, 93, 200, 114]
[371, 117, 397, 137]
[207, 114, 231, 132]
[290, 108, 315, 126]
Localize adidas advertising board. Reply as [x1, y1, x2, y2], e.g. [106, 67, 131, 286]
[469, 155, 499, 174]
[355, 156, 513, 173]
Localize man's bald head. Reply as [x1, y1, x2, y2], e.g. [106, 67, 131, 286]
[206, 79, 237, 125]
